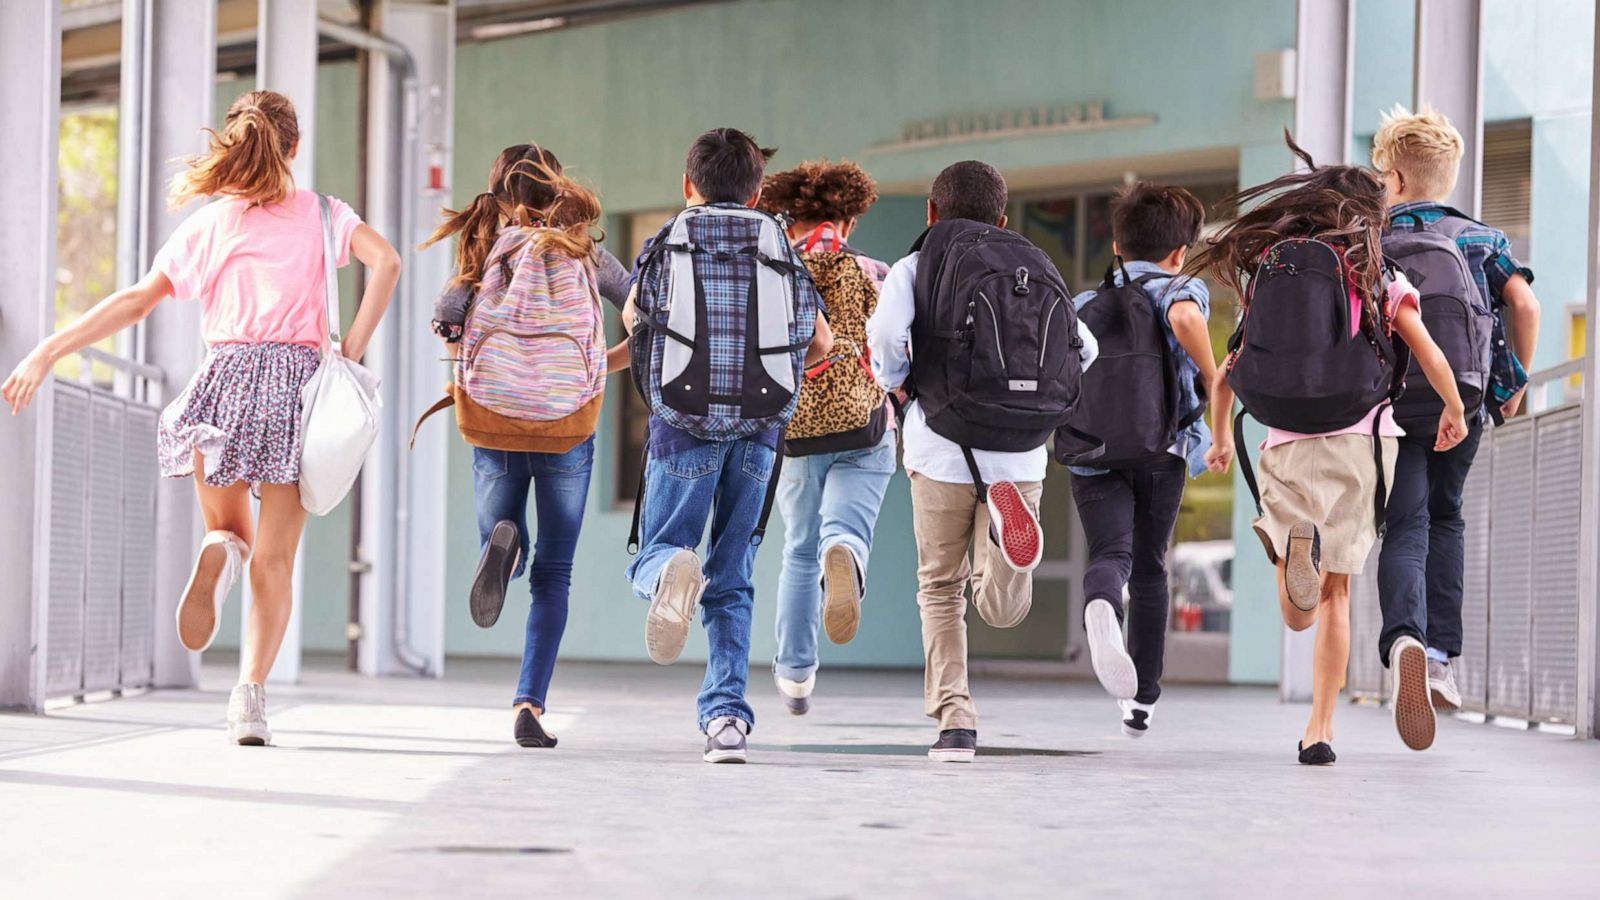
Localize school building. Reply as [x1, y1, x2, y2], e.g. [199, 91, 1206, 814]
[5, 0, 1598, 730]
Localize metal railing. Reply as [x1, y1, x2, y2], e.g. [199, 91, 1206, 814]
[1349, 360, 1586, 725]
[43, 350, 164, 700]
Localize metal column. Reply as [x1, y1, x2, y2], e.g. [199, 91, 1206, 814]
[245, 0, 322, 685]
[1414, 0, 1484, 218]
[1281, 0, 1354, 703]
[346, 1, 453, 678]
[143, 0, 217, 689]
[1577, 11, 1600, 741]
[0, 0, 62, 712]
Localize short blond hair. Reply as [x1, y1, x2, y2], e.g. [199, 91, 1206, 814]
[1371, 104, 1464, 199]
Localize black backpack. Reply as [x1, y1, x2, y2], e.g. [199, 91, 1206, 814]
[1226, 237, 1407, 530]
[1382, 205, 1493, 432]
[907, 219, 1098, 490]
[1055, 259, 1204, 469]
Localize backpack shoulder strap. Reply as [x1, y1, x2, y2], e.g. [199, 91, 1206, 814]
[409, 393, 455, 450]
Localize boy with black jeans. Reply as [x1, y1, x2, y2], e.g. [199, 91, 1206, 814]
[622, 129, 833, 763]
[1373, 107, 1538, 721]
[1068, 183, 1216, 737]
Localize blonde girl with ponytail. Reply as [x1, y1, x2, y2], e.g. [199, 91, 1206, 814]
[3, 90, 402, 746]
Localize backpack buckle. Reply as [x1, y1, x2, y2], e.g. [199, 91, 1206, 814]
[1014, 267, 1030, 294]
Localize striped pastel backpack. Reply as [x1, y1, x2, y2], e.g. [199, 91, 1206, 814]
[413, 227, 606, 452]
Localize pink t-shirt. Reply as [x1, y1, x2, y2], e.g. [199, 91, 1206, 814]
[153, 189, 363, 348]
[1262, 272, 1420, 449]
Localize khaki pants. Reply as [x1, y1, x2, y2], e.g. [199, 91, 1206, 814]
[909, 473, 1041, 730]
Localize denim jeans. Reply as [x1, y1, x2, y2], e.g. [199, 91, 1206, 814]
[773, 430, 897, 682]
[472, 438, 594, 710]
[1070, 457, 1187, 704]
[1377, 417, 1484, 664]
[625, 437, 775, 732]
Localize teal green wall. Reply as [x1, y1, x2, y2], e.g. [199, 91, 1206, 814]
[442, 0, 1298, 671]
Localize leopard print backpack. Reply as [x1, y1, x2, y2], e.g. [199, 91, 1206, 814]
[783, 225, 889, 457]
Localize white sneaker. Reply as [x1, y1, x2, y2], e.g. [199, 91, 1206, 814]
[227, 683, 272, 746]
[1085, 598, 1137, 700]
[177, 531, 247, 652]
[1119, 699, 1154, 738]
[645, 549, 704, 665]
[774, 670, 815, 716]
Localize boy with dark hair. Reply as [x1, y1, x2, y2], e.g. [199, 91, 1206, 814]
[867, 160, 1099, 761]
[623, 128, 833, 763]
[1065, 182, 1217, 738]
[1373, 106, 1539, 726]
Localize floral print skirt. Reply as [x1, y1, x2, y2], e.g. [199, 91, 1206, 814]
[158, 341, 322, 492]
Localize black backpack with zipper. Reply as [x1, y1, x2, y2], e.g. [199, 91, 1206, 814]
[1226, 236, 1407, 530]
[907, 219, 1099, 486]
[1055, 258, 1204, 469]
[1382, 205, 1493, 432]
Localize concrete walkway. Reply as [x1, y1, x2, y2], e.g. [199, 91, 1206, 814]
[1, 657, 1595, 899]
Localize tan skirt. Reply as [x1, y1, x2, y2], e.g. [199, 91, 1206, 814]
[1251, 433, 1397, 574]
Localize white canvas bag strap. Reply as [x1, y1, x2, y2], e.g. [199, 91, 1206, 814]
[318, 193, 342, 347]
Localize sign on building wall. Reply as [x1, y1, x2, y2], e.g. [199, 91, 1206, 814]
[870, 100, 1156, 152]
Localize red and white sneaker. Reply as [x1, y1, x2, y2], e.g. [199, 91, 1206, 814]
[986, 481, 1042, 572]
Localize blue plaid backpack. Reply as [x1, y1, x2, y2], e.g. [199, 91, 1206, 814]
[628, 204, 821, 441]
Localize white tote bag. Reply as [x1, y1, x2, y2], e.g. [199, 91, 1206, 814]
[298, 194, 382, 516]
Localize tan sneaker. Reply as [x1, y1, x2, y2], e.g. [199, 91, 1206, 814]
[821, 543, 863, 644]
[645, 549, 704, 665]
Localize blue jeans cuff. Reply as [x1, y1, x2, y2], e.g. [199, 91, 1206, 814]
[513, 695, 544, 709]
[773, 660, 817, 682]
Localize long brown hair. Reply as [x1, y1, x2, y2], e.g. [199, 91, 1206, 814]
[168, 90, 299, 208]
[1186, 130, 1388, 309]
[421, 144, 603, 289]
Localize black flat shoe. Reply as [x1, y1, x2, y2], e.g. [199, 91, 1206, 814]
[470, 520, 520, 628]
[1297, 741, 1336, 765]
[514, 707, 557, 748]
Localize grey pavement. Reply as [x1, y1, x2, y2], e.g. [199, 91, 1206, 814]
[1, 656, 1595, 899]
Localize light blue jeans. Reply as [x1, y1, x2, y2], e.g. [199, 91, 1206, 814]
[772, 429, 897, 682]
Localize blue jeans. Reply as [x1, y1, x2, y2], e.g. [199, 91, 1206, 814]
[625, 437, 775, 732]
[1377, 417, 1484, 664]
[472, 439, 594, 709]
[772, 430, 896, 682]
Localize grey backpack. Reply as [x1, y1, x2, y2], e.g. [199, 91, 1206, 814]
[1382, 206, 1493, 431]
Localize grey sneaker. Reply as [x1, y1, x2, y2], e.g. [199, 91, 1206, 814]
[774, 670, 814, 716]
[646, 549, 704, 665]
[1428, 657, 1462, 711]
[703, 716, 749, 763]
[227, 683, 271, 746]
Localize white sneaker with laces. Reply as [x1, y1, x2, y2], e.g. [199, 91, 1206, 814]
[1085, 598, 1137, 700]
[227, 683, 272, 746]
[177, 531, 247, 652]
[1118, 699, 1154, 738]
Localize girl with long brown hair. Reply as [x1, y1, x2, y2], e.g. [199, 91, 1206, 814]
[4, 90, 400, 745]
[1196, 134, 1467, 764]
[421, 143, 629, 749]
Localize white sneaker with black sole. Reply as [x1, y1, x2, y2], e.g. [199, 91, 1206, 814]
[774, 670, 814, 716]
[1084, 598, 1137, 700]
[703, 716, 749, 763]
[645, 549, 705, 665]
[1119, 699, 1154, 738]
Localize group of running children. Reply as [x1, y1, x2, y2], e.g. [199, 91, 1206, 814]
[0, 92, 1538, 767]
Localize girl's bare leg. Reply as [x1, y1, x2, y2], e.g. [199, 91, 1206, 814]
[1302, 573, 1350, 746]
[192, 453, 255, 548]
[1276, 558, 1317, 632]
[239, 482, 308, 684]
